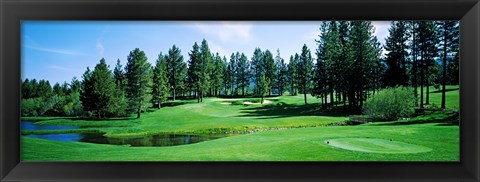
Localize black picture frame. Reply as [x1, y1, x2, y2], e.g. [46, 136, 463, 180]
[1, 0, 479, 181]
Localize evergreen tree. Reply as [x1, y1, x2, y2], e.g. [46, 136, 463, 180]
[274, 49, 287, 96]
[199, 39, 212, 100]
[125, 48, 152, 118]
[417, 21, 439, 107]
[53, 83, 64, 96]
[384, 21, 409, 87]
[212, 53, 226, 96]
[70, 77, 81, 93]
[312, 22, 329, 107]
[228, 53, 237, 96]
[437, 20, 459, 108]
[236, 52, 250, 96]
[113, 59, 125, 89]
[287, 54, 299, 95]
[221, 56, 229, 95]
[166, 45, 185, 101]
[324, 21, 343, 106]
[346, 21, 379, 109]
[152, 53, 169, 108]
[297, 44, 314, 105]
[38, 80, 53, 98]
[80, 58, 117, 119]
[258, 74, 269, 104]
[251, 48, 264, 95]
[187, 42, 202, 101]
[263, 49, 276, 95]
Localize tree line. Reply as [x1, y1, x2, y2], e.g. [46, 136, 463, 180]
[21, 20, 459, 119]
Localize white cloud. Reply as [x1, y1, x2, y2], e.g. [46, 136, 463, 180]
[49, 65, 72, 71]
[372, 21, 391, 45]
[208, 41, 231, 58]
[25, 45, 83, 56]
[372, 21, 392, 58]
[96, 27, 110, 56]
[192, 21, 253, 43]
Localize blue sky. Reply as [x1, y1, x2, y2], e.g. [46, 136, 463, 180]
[22, 21, 390, 85]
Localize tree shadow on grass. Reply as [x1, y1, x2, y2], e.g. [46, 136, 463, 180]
[429, 88, 459, 94]
[237, 102, 357, 119]
[374, 111, 459, 126]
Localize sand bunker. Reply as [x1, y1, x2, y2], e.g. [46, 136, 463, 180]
[220, 102, 231, 105]
[243, 100, 272, 105]
[325, 138, 432, 154]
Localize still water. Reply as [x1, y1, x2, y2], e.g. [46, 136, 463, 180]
[21, 121, 230, 147]
[22, 121, 83, 142]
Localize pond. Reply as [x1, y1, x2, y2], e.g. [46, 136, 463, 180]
[21, 121, 231, 147]
[80, 133, 231, 147]
[22, 121, 83, 142]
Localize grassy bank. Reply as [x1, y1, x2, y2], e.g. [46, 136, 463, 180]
[21, 85, 459, 161]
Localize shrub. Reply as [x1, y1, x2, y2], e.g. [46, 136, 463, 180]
[363, 87, 416, 121]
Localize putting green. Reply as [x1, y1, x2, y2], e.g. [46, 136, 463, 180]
[325, 138, 432, 154]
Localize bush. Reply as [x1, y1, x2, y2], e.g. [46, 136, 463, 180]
[363, 87, 416, 121]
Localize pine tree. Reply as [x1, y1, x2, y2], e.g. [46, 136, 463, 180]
[38, 80, 53, 98]
[251, 48, 264, 95]
[384, 21, 409, 87]
[212, 53, 226, 96]
[313, 22, 329, 107]
[199, 39, 212, 100]
[274, 49, 287, 96]
[287, 54, 299, 95]
[324, 21, 343, 107]
[258, 74, 269, 104]
[228, 53, 237, 96]
[437, 20, 459, 109]
[53, 83, 64, 96]
[263, 49, 276, 95]
[152, 53, 170, 108]
[113, 59, 125, 89]
[417, 21, 439, 107]
[346, 21, 379, 109]
[236, 52, 250, 96]
[125, 48, 152, 118]
[80, 58, 117, 119]
[297, 44, 314, 105]
[166, 45, 185, 101]
[187, 42, 202, 102]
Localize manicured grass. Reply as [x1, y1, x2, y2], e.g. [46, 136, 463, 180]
[26, 95, 348, 137]
[22, 123, 458, 161]
[21, 86, 460, 161]
[422, 85, 459, 109]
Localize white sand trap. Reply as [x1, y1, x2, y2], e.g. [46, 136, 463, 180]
[244, 100, 272, 105]
[212, 98, 243, 101]
[220, 102, 231, 105]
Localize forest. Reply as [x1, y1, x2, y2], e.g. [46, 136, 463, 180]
[21, 21, 459, 119]
[21, 20, 460, 161]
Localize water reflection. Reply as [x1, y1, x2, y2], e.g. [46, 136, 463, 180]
[21, 121, 78, 130]
[22, 121, 230, 147]
[80, 133, 230, 147]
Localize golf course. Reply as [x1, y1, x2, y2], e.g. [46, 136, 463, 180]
[21, 86, 459, 161]
[21, 20, 460, 161]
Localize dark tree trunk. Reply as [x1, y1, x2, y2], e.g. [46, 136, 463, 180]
[426, 59, 430, 105]
[420, 50, 424, 108]
[330, 90, 334, 107]
[304, 85, 307, 105]
[441, 22, 447, 109]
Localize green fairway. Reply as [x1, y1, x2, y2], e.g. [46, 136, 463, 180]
[21, 86, 460, 161]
